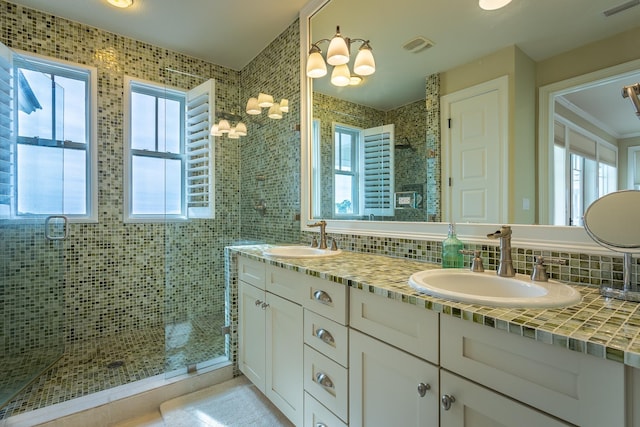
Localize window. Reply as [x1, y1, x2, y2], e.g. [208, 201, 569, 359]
[0, 49, 97, 221]
[332, 123, 394, 217]
[553, 119, 617, 226]
[124, 77, 214, 222]
[334, 124, 359, 215]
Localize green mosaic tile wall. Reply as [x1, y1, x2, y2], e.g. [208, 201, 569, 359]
[0, 0, 242, 353]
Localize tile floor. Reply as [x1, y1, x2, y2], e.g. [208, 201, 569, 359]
[0, 315, 225, 421]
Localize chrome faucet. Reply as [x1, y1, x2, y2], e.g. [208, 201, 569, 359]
[308, 220, 328, 249]
[487, 225, 515, 277]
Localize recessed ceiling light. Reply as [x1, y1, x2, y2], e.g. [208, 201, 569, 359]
[107, 0, 133, 8]
[479, 0, 512, 10]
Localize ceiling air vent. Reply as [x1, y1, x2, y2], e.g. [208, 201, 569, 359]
[402, 37, 434, 54]
[603, 0, 639, 17]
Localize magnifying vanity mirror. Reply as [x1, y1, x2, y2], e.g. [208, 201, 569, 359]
[299, 0, 640, 248]
[583, 190, 640, 301]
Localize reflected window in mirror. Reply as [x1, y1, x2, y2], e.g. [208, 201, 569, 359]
[334, 123, 360, 216]
[553, 119, 618, 226]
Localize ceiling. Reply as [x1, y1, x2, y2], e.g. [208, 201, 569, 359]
[5, 0, 308, 70]
[6, 0, 640, 138]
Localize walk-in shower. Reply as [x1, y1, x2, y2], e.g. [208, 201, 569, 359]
[0, 39, 236, 420]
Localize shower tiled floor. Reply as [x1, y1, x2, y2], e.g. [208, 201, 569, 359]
[0, 315, 226, 420]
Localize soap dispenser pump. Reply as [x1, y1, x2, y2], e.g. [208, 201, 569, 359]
[442, 223, 463, 268]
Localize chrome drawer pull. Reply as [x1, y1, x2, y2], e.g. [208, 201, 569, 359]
[315, 424, 327, 427]
[315, 372, 334, 389]
[314, 328, 335, 346]
[441, 394, 456, 411]
[313, 290, 333, 305]
[261, 302, 270, 309]
[417, 382, 431, 397]
[255, 300, 263, 306]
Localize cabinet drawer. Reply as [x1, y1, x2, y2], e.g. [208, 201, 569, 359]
[304, 276, 348, 325]
[267, 264, 308, 305]
[238, 256, 266, 289]
[349, 288, 439, 364]
[304, 392, 347, 427]
[304, 309, 348, 367]
[441, 315, 625, 427]
[304, 345, 349, 423]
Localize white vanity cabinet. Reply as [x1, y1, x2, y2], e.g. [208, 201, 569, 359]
[441, 315, 625, 427]
[349, 289, 440, 427]
[238, 257, 304, 426]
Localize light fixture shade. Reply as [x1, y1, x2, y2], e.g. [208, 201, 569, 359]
[279, 99, 289, 113]
[210, 124, 222, 136]
[107, 0, 133, 8]
[306, 51, 327, 78]
[257, 93, 274, 108]
[218, 119, 231, 133]
[331, 64, 351, 87]
[353, 44, 375, 76]
[326, 35, 350, 66]
[235, 121, 247, 136]
[246, 97, 261, 115]
[228, 129, 240, 139]
[349, 75, 362, 86]
[478, 0, 512, 10]
[268, 102, 282, 119]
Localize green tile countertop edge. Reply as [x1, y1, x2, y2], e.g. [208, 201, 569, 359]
[229, 245, 640, 368]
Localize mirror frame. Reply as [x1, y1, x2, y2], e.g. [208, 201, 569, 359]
[299, 0, 601, 254]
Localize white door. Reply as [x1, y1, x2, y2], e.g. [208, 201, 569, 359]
[266, 292, 303, 426]
[238, 281, 266, 391]
[440, 370, 570, 427]
[442, 76, 507, 223]
[349, 329, 439, 427]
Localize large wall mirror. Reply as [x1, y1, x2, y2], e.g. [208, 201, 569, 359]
[299, 0, 640, 250]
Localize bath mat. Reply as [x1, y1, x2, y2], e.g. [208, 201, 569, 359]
[160, 376, 294, 427]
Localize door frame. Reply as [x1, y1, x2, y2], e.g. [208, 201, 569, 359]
[440, 75, 509, 223]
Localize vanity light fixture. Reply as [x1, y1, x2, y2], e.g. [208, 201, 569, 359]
[479, 0, 513, 10]
[245, 94, 289, 120]
[306, 26, 375, 86]
[210, 111, 247, 138]
[106, 0, 133, 8]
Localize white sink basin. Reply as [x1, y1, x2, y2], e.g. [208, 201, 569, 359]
[408, 269, 581, 308]
[262, 245, 342, 258]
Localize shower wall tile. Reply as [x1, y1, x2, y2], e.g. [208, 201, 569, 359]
[0, 0, 241, 352]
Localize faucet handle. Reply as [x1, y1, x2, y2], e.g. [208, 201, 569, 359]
[460, 249, 484, 272]
[531, 256, 566, 282]
[310, 236, 318, 248]
[330, 237, 339, 251]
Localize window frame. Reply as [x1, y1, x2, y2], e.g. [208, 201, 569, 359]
[7, 50, 98, 223]
[123, 76, 187, 223]
[333, 123, 361, 217]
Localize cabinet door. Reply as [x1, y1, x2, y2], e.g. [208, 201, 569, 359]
[349, 329, 439, 427]
[266, 292, 304, 426]
[238, 281, 266, 391]
[440, 370, 570, 427]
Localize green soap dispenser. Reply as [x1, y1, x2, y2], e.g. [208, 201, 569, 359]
[442, 223, 463, 268]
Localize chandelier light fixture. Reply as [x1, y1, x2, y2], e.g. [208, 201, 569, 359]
[306, 26, 375, 87]
[210, 111, 247, 138]
[245, 93, 289, 120]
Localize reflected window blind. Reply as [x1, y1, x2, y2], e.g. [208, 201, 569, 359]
[186, 79, 215, 219]
[0, 44, 12, 215]
[362, 124, 394, 216]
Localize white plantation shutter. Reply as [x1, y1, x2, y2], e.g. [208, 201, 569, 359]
[0, 43, 13, 218]
[186, 79, 215, 219]
[361, 124, 394, 216]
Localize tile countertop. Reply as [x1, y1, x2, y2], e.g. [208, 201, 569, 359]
[230, 245, 640, 368]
